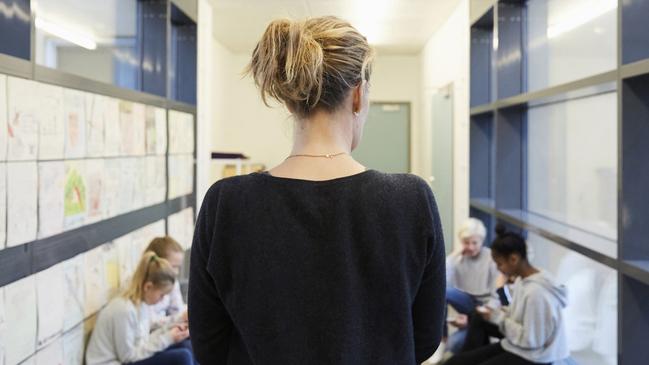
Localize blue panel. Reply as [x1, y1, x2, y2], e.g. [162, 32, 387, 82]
[0, 0, 31, 60]
[496, 1, 524, 99]
[470, 114, 494, 199]
[138, 0, 168, 97]
[623, 0, 649, 64]
[470, 9, 493, 107]
[622, 76, 649, 260]
[171, 22, 196, 104]
[495, 107, 524, 210]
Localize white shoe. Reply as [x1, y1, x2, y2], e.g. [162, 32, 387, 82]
[422, 342, 446, 364]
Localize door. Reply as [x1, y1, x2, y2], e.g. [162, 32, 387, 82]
[352, 102, 410, 173]
[431, 85, 454, 254]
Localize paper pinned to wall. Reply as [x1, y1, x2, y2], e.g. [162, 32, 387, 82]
[103, 98, 121, 157]
[85, 159, 105, 224]
[155, 107, 167, 155]
[168, 208, 195, 249]
[38, 161, 65, 239]
[145, 106, 168, 155]
[35, 337, 63, 365]
[120, 158, 137, 213]
[61, 324, 83, 365]
[38, 83, 65, 160]
[119, 101, 146, 156]
[145, 155, 166, 206]
[0, 75, 8, 161]
[169, 110, 195, 154]
[5, 276, 37, 365]
[85, 94, 106, 158]
[83, 246, 108, 317]
[62, 256, 85, 332]
[102, 242, 121, 297]
[102, 159, 122, 218]
[0, 287, 6, 365]
[63, 89, 87, 159]
[64, 160, 87, 229]
[36, 265, 65, 349]
[0, 164, 6, 249]
[134, 157, 147, 210]
[168, 154, 194, 199]
[115, 234, 135, 289]
[7, 77, 39, 161]
[132, 103, 146, 156]
[7, 161, 38, 247]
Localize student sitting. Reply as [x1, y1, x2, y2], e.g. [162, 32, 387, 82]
[144, 236, 188, 327]
[86, 251, 197, 365]
[445, 225, 569, 365]
[444, 218, 500, 354]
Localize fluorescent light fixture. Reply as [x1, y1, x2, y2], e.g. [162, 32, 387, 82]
[546, 0, 616, 39]
[348, 0, 395, 45]
[35, 17, 97, 50]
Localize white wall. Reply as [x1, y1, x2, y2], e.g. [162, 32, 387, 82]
[369, 54, 421, 174]
[420, 0, 470, 249]
[197, 0, 214, 206]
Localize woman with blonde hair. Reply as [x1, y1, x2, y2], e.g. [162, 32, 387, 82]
[86, 252, 197, 365]
[189, 16, 446, 364]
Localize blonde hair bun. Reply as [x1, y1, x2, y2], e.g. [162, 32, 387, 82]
[246, 16, 374, 118]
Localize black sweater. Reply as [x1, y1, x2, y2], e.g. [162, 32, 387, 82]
[188, 170, 446, 364]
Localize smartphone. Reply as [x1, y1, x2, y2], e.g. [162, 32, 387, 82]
[496, 285, 512, 306]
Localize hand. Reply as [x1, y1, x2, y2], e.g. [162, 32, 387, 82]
[170, 326, 190, 343]
[449, 314, 468, 329]
[180, 310, 188, 323]
[476, 305, 492, 321]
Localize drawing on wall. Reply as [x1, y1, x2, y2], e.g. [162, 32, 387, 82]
[64, 161, 87, 229]
[0, 75, 8, 161]
[5, 276, 37, 365]
[102, 159, 122, 218]
[62, 256, 84, 332]
[119, 158, 137, 213]
[133, 157, 146, 210]
[169, 110, 195, 154]
[38, 83, 65, 160]
[145, 106, 157, 154]
[63, 89, 87, 159]
[35, 337, 63, 365]
[36, 265, 64, 349]
[84, 246, 108, 317]
[119, 101, 146, 156]
[155, 107, 167, 155]
[85, 94, 106, 157]
[145, 156, 166, 205]
[38, 161, 65, 239]
[7, 162, 38, 247]
[0, 287, 6, 365]
[85, 159, 105, 223]
[103, 98, 121, 157]
[168, 208, 195, 250]
[0, 164, 6, 249]
[7, 77, 39, 161]
[115, 234, 135, 289]
[168, 154, 194, 199]
[62, 323, 83, 365]
[102, 243, 120, 297]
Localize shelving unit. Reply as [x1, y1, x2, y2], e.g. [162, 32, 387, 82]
[469, 1, 649, 363]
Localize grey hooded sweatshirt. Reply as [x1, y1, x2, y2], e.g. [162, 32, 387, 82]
[490, 271, 569, 363]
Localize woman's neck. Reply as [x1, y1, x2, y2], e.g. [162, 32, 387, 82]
[290, 109, 353, 155]
[518, 262, 539, 279]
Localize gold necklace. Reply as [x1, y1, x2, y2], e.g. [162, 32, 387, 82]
[285, 152, 348, 160]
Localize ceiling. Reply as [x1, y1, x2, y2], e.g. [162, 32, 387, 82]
[210, 0, 462, 55]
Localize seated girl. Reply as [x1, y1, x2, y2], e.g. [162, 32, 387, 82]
[86, 251, 197, 365]
[144, 236, 188, 327]
[445, 225, 569, 365]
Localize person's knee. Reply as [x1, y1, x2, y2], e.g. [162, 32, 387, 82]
[167, 348, 194, 364]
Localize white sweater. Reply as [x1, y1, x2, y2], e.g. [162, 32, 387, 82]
[446, 247, 499, 301]
[490, 271, 569, 363]
[148, 281, 186, 329]
[86, 297, 174, 365]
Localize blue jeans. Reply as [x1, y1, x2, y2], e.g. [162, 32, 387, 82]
[445, 287, 478, 353]
[127, 339, 197, 365]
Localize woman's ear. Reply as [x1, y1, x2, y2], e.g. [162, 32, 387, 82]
[352, 83, 363, 114]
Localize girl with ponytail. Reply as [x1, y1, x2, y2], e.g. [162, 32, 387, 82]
[86, 251, 197, 365]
